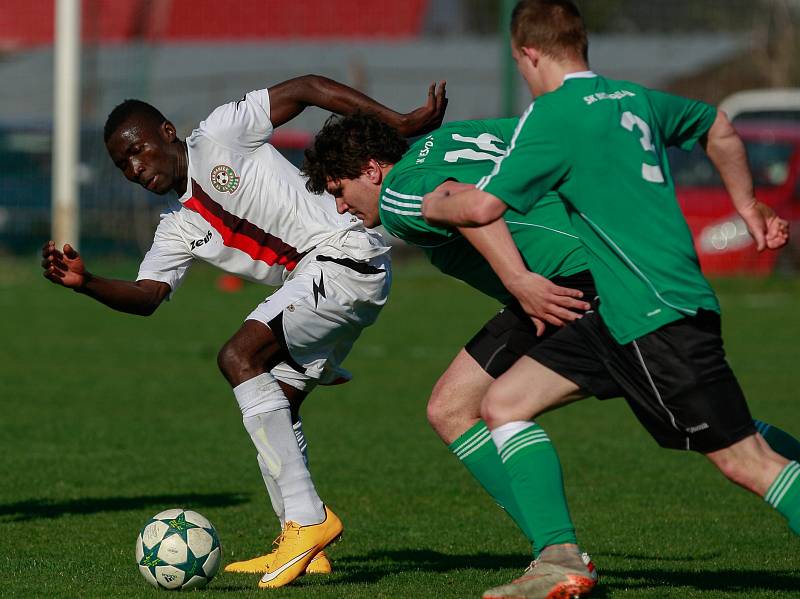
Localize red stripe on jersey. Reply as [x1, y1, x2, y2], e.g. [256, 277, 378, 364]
[184, 180, 308, 271]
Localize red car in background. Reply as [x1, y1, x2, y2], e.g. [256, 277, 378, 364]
[670, 121, 800, 275]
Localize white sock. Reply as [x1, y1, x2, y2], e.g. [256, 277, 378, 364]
[491, 420, 535, 450]
[234, 373, 325, 526]
[257, 453, 285, 527]
[257, 420, 308, 527]
[293, 419, 309, 466]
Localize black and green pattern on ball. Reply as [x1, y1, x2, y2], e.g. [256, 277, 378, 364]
[139, 531, 205, 581]
[137, 510, 221, 589]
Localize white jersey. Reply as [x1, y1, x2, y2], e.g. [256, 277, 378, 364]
[137, 88, 389, 292]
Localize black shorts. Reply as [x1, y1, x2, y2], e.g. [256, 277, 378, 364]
[465, 270, 597, 379]
[528, 304, 756, 453]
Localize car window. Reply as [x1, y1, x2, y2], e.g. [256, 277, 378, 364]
[669, 140, 794, 188]
[731, 110, 800, 124]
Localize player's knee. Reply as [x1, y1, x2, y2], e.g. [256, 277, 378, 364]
[427, 378, 484, 443]
[217, 339, 253, 385]
[426, 395, 444, 433]
[480, 386, 509, 429]
[427, 392, 461, 442]
[216, 341, 237, 381]
[426, 382, 452, 430]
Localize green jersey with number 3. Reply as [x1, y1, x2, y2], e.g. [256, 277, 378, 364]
[380, 119, 587, 304]
[478, 73, 720, 343]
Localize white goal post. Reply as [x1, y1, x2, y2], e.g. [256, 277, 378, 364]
[52, 0, 81, 248]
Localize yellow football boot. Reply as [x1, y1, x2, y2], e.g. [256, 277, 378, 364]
[224, 549, 332, 575]
[306, 551, 333, 574]
[257, 507, 342, 588]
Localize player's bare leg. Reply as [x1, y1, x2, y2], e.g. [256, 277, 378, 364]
[427, 349, 491, 444]
[481, 357, 585, 428]
[706, 433, 800, 534]
[706, 433, 788, 496]
[428, 349, 541, 547]
[481, 358, 596, 599]
[218, 320, 340, 586]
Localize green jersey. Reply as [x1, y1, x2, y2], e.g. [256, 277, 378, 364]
[479, 73, 719, 343]
[380, 119, 587, 304]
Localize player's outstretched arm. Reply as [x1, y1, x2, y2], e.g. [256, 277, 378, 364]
[704, 110, 789, 251]
[267, 75, 447, 137]
[41, 241, 170, 316]
[422, 185, 506, 227]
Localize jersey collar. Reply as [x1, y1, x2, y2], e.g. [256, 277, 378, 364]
[563, 71, 597, 83]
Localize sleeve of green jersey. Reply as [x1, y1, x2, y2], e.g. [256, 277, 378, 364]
[476, 100, 570, 214]
[648, 89, 717, 151]
[380, 171, 458, 244]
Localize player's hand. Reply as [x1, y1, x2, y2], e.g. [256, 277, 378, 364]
[41, 241, 87, 289]
[397, 81, 448, 137]
[505, 271, 591, 336]
[738, 200, 789, 251]
[421, 187, 449, 225]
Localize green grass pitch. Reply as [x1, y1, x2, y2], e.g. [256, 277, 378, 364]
[1, 255, 798, 598]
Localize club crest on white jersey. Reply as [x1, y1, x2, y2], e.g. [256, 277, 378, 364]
[210, 164, 240, 193]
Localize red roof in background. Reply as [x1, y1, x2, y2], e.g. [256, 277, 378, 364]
[1, 0, 429, 49]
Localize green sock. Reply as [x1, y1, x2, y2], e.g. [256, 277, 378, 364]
[449, 421, 535, 546]
[494, 422, 577, 556]
[754, 420, 800, 461]
[764, 461, 800, 535]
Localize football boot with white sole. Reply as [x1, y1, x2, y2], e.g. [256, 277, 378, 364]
[224, 548, 331, 575]
[257, 506, 342, 588]
[482, 552, 598, 599]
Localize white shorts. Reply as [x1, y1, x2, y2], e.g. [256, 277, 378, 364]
[246, 251, 391, 391]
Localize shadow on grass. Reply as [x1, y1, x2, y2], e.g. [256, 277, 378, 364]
[333, 549, 529, 584]
[598, 566, 800, 594]
[326, 549, 798, 595]
[598, 550, 722, 562]
[0, 492, 249, 522]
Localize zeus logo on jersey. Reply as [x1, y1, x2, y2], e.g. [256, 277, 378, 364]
[190, 230, 213, 250]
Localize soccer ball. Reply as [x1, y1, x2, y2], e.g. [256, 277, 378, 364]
[135, 508, 222, 590]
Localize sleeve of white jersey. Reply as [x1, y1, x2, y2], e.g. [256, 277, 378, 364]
[137, 209, 194, 298]
[197, 88, 274, 152]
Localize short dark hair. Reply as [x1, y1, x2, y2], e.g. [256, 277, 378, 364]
[511, 0, 588, 63]
[104, 99, 167, 143]
[302, 113, 409, 194]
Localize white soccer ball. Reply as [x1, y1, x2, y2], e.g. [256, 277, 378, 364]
[135, 508, 222, 590]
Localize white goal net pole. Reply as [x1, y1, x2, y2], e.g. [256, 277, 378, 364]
[52, 0, 81, 248]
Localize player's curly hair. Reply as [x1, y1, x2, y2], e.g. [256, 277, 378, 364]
[302, 113, 409, 194]
[104, 99, 167, 143]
